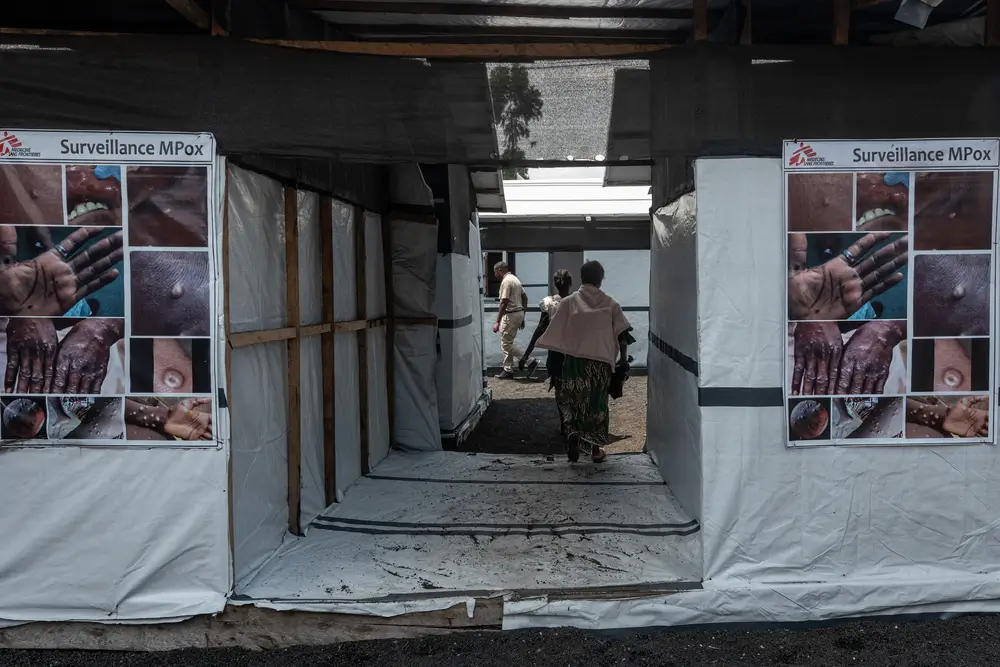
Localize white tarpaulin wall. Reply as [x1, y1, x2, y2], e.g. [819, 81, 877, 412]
[512, 156, 1000, 629]
[0, 154, 230, 627]
[390, 165, 442, 452]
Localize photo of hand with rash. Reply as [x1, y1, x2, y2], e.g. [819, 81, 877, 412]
[0, 225, 123, 318]
[3, 318, 125, 395]
[906, 395, 989, 439]
[788, 320, 907, 396]
[125, 396, 213, 442]
[788, 232, 908, 321]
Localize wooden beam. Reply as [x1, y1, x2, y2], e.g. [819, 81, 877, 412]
[989, 0, 1000, 47]
[290, 0, 697, 20]
[229, 327, 298, 348]
[164, 0, 211, 31]
[247, 38, 671, 58]
[382, 216, 396, 448]
[833, 0, 851, 45]
[285, 187, 302, 536]
[320, 197, 336, 505]
[741, 0, 752, 45]
[693, 0, 708, 41]
[322, 24, 684, 42]
[354, 205, 370, 475]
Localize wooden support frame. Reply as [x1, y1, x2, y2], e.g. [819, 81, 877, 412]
[222, 166, 235, 584]
[989, 0, 1000, 48]
[320, 197, 336, 505]
[693, 0, 709, 41]
[382, 216, 397, 446]
[354, 205, 371, 475]
[284, 187, 303, 536]
[833, 0, 851, 45]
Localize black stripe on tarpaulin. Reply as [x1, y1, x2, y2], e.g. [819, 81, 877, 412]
[312, 524, 701, 538]
[648, 330, 699, 376]
[315, 516, 699, 531]
[365, 474, 664, 486]
[437, 314, 473, 329]
[649, 331, 785, 407]
[484, 305, 651, 313]
[698, 387, 784, 407]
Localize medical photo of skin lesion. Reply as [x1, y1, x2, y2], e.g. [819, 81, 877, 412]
[125, 396, 213, 442]
[788, 397, 831, 442]
[788, 232, 908, 322]
[913, 172, 995, 251]
[2, 317, 126, 395]
[64, 165, 123, 226]
[912, 253, 990, 337]
[129, 337, 211, 393]
[0, 165, 64, 225]
[906, 395, 989, 439]
[46, 396, 123, 440]
[1, 395, 47, 440]
[787, 320, 907, 396]
[831, 396, 904, 440]
[126, 166, 209, 247]
[855, 172, 909, 232]
[910, 338, 989, 393]
[0, 225, 124, 318]
[129, 251, 210, 336]
[787, 173, 853, 232]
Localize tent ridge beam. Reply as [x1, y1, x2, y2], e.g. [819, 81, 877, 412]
[291, 0, 709, 20]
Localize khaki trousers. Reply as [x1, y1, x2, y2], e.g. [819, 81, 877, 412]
[499, 311, 532, 372]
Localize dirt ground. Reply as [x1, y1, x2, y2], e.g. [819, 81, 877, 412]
[460, 374, 647, 456]
[7, 616, 1000, 666]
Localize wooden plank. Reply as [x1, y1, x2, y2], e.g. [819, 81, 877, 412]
[354, 205, 370, 475]
[989, 0, 1000, 47]
[247, 39, 671, 59]
[285, 187, 302, 536]
[382, 215, 396, 447]
[320, 196, 336, 505]
[693, 0, 709, 41]
[301, 323, 334, 337]
[229, 327, 297, 348]
[222, 167, 234, 586]
[289, 1, 697, 20]
[164, 0, 211, 31]
[322, 24, 685, 41]
[833, 0, 851, 45]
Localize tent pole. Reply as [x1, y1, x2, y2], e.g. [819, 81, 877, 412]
[355, 205, 371, 474]
[382, 215, 396, 447]
[284, 186, 303, 535]
[320, 197, 337, 504]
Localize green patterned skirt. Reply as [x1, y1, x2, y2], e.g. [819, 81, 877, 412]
[556, 355, 612, 448]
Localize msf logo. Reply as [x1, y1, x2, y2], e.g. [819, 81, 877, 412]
[788, 142, 817, 166]
[0, 132, 22, 157]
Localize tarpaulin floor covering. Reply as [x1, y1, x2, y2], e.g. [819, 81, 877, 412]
[236, 451, 702, 606]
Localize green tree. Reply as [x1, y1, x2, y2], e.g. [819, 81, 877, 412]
[489, 65, 543, 180]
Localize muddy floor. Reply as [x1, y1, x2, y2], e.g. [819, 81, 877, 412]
[460, 375, 647, 456]
[6, 616, 1000, 666]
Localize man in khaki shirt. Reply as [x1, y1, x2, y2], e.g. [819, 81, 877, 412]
[492, 261, 537, 379]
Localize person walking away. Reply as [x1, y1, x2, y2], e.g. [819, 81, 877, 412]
[492, 261, 536, 379]
[537, 260, 632, 463]
[519, 269, 572, 426]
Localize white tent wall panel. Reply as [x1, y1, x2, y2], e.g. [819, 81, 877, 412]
[227, 166, 287, 333]
[696, 158, 1000, 599]
[297, 192, 326, 532]
[227, 166, 292, 585]
[230, 341, 290, 586]
[585, 249, 650, 366]
[435, 252, 480, 431]
[332, 201, 363, 497]
[0, 448, 230, 625]
[647, 195, 702, 521]
[365, 211, 390, 469]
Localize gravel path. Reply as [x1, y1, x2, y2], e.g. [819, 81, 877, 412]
[461, 375, 647, 455]
[5, 616, 1000, 665]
